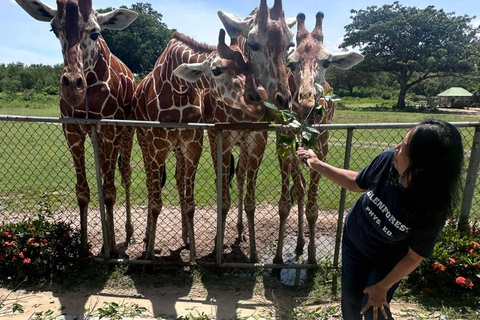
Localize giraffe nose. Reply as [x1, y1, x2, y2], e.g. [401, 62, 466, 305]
[62, 74, 85, 90]
[245, 92, 262, 104]
[275, 93, 289, 110]
[299, 90, 314, 102]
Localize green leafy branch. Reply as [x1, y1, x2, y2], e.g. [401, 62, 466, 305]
[264, 85, 332, 160]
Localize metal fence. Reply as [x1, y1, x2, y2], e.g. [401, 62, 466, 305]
[1, 116, 479, 282]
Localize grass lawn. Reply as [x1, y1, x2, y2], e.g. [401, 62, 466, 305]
[1, 96, 479, 215]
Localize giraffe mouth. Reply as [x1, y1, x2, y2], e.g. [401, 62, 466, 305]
[238, 95, 266, 120]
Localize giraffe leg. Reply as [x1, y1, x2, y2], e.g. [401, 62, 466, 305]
[97, 127, 120, 258]
[291, 162, 306, 256]
[175, 151, 188, 248]
[63, 124, 90, 254]
[274, 156, 292, 265]
[244, 132, 265, 262]
[209, 132, 232, 259]
[119, 126, 134, 246]
[234, 149, 247, 246]
[182, 130, 203, 261]
[306, 170, 321, 265]
[138, 128, 168, 260]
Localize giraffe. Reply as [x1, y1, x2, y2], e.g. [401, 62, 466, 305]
[133, 30, 265, 261]
[273, 12, 364, 265]
[15, 0, 138, 257]
[177, 35, 268, 262]
[218, 0, 296, 110]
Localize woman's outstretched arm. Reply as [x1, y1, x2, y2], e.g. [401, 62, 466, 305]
[296, 147, 366, 193]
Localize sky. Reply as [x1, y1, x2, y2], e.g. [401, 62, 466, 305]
[1, 0, 479, 66]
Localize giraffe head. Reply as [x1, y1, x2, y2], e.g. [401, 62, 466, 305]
[218, 0, 296, 110]
[15, 0, 137, 107]
[286, 12, 363, 118]
[174, 29, 267, 120]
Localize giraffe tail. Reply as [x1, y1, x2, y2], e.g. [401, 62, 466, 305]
[290, 185, 297, 205]
[118, 155, 125, 188]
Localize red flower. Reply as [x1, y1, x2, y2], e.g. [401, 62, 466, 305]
[474, 261, 480, 268]
[33, 243, 40, 248]
[464, 278, 474, 288]
[472, 241, 480, 248]
[456, 277, 466, 285]
[19, 252, 24, 259]
[56, 242, 63, 246]
[23, 258, 31, 264]
[12, 256, 17, 261]
[423, 287, 431, 293]
[432, 262, 446, 271]
[28, 238, 35, 243]
[0, 254, 3, 260]
[449, 258, 456, 265]
[468, 249, 475, 254]
[3, 232, 9, 237]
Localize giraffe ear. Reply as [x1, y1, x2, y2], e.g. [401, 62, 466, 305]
[15, 0, 56, 22]
[174, 61, 210, 83]
[97, 9, 138, 31]
[217, 11, 252, 38]
[329, 52, 364, 70]
[285, 17, 297, 29]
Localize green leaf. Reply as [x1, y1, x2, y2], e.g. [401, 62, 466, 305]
[277, 135, 295, 147]
[419, 313, 429, 318]
[264, 102, 278, 111]
[45, 310, 54, 316]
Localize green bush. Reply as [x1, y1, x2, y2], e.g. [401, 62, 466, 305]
[0, 202, 86, 284]
[406, 222, 480, 296]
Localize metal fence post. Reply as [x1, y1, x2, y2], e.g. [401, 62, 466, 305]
[459, 126, 480, 232]
[216, 129, 224, 265]
[91, 124, 110, 259]
[332, 127, 354, 296]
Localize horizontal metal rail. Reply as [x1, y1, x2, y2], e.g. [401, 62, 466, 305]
[1, 115, 479, 131]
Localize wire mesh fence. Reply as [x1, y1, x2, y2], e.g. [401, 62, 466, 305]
[1, 117, 479, 281]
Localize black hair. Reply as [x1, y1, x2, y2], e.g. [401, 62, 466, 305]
[401, 119, 464, 231]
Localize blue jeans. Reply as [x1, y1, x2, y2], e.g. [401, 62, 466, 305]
[341, 232, 401, 320]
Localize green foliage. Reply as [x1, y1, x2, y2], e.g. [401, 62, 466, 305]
[341, 2, 478, 109]
[289, 305, 339, 320]
[0, 193, 86, 284]
[99, 3, 175, 75]
[264, 102, 322, 159]
[406, 222, 480, 296]
[0, 63, 62, 95]
[95, 301, 148, 319]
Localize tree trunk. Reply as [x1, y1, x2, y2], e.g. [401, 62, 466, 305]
[394, 75, 408, 111]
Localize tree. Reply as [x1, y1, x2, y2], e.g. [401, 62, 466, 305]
[326, 66, 375, 95]
[99, 2, 175, 76]
[341, 2, 478, 110]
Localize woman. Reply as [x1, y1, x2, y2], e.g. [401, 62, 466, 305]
[297, 119, 464, 320]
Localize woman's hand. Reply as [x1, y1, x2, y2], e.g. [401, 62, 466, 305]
[361, 284, 389, 320]
[296, 147, 318, 166]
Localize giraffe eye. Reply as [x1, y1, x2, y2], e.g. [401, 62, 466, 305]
[211, 66, 223, 76]
[90, 32, 100, 41]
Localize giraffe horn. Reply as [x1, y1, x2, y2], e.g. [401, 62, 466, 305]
[271, 0, 283, 19]
[296, 13, 308, 45]
[217, 29, 246, 65]
[311, 11, 324, 43]
[257, 0, 268, 29]
[79, 0, 92, 22]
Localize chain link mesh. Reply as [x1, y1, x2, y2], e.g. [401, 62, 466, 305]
[0, 120, 478, 280]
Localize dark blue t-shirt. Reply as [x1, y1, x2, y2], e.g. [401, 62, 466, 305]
[344, 149, 443, 260]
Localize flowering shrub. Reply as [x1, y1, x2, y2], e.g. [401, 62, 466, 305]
[0, 212, 85, 284]
[406, 221, 480, 296]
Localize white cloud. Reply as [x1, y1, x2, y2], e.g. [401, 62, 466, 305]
[473, 17, 480, 29]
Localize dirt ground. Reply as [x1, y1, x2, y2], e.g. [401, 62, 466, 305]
[0, 284, 432, 320]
